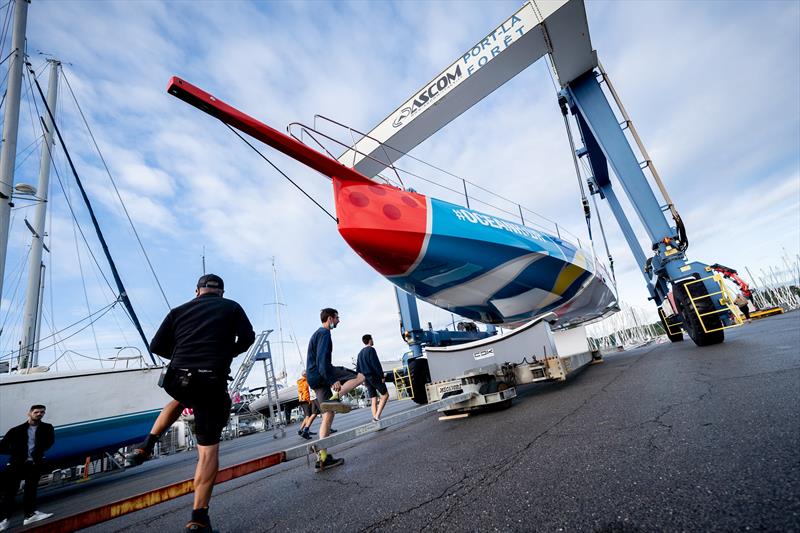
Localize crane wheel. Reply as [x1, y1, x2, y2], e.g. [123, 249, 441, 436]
[659, 313, 684, 342]
[676, 281, 724, 346]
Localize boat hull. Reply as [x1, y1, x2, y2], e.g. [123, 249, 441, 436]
[0, 367, 171, 469]
[335, 178, 617, 326]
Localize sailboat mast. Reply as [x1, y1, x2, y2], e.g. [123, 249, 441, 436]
[19, 59, 59, 370]
[0, 0, 29, 306]
[271, 257, 287, 384]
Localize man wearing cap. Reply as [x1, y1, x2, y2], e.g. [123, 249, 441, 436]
[132, 274, 255, 532]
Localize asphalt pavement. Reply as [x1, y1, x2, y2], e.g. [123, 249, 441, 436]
[19, 311, 800, 531]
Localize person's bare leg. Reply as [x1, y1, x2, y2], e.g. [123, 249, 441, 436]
[319, 412, 334, 439]
[193, 444, 219, 510]
[339, 373, 364, 396]
[152, 400, 183, 436]
[371, 397, 378, 419]
[306, 413, 318, 429]
[375, 393, 389, 420]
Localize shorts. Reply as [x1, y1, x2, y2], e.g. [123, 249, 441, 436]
[313, 366, 358, 402]
[164, 367, 231, 446]
[364, 375, 388, 398]
[300, 399, 320, 417]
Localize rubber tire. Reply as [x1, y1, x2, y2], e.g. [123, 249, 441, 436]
[660, 313, 684, 342]
[676, 281, 724, 347]
[407, 358, 430, 405]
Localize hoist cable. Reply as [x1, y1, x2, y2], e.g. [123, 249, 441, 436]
[557, 96, 592, 241]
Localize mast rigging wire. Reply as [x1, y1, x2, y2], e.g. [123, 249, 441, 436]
[30, 70, 156, 364]
[0, 299, 120, 362]
[61, 70, 171, 310]
[26, 68, 117, 294]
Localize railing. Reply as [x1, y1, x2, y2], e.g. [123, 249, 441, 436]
[288, 115, 590, 252]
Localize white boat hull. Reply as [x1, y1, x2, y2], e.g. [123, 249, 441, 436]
[0, 366, 171, 468]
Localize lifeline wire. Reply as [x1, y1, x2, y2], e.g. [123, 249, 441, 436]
[225, 123, 338, 223]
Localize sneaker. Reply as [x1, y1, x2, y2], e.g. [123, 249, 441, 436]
[320, 398, 351, 414]
[126, 448, 152, 466]
[329, 428, 337, 434]
[23, 511, 53, 525]
[307, 431, 317, 436]
[297, 429, 304, 436]
[185, 520, 213, 532]
[300, 431, 312, 440]
[314, 455, 345, 472]
[0, 518, 8, 531]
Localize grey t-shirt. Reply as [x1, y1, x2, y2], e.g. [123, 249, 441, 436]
[27, 425, 37, 459]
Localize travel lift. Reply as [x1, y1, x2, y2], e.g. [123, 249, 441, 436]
[29, 4, 753, 531]
[337, 0, 745, 414]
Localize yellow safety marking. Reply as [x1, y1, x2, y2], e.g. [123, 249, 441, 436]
[751, 308, 784, 319]
[680, 265, 691, 272]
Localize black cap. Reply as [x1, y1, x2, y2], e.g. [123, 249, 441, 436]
[197, 273, 224, 290]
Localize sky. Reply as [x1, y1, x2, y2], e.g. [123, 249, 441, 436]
[0, 0, 797, 388]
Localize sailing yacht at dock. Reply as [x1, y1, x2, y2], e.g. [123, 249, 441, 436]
[0, 0, 169, 469]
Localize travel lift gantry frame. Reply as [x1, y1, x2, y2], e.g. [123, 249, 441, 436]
[337, 0, 743, 413]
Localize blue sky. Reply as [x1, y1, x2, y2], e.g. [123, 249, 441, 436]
[1, 0, 797, 385]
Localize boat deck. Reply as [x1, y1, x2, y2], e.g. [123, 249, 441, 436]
[16, 311, 800, 532]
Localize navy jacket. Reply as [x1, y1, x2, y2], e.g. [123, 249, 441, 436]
[151, 293, 255, 374]
[0, 421, 55, 466]
[356, 346, 383, 378]
[306, 327, 334, 389]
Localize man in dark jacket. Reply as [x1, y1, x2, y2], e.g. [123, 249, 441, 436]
[306, 308, 363, 471]
[0, 405, 55, 529]
[140, 274, 255, 532]
[356, 334, 389, 422]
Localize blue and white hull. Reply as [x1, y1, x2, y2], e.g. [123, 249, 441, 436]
[0, 367, 170, 469]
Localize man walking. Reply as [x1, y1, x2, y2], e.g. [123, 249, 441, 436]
[356, 334, 389, 422]
[296, 372, 319, 440]
[306, 308, 363, 471]
[0, 405, 55, 530]
[150, 274, 255, 532]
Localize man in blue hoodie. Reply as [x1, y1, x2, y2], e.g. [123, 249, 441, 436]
[356, 334, 389, 422]
[306, 308, 363, 471]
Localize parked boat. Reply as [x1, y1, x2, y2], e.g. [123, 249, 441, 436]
[0, 368, 168, 468]
[0, 0, 169, 470]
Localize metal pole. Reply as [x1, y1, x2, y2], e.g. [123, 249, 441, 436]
[0, 0, 29, 306]
[32, 263, 46, 367]
[20, 60, 59, 369]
